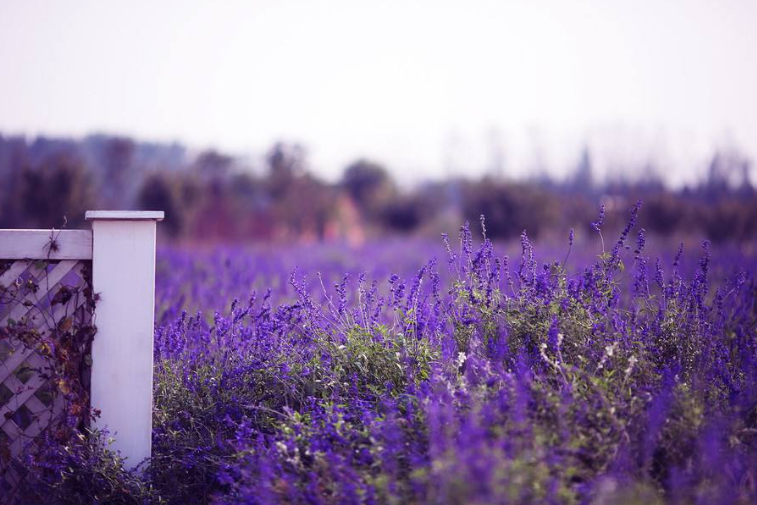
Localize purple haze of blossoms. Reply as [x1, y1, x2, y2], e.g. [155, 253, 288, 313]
[20, 203, 757, 505]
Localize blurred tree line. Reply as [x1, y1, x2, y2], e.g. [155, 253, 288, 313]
[0, 133, 755, 244]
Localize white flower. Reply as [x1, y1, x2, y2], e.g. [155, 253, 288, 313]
[456, 352, 467, 368]
[624, 355, 638, 377]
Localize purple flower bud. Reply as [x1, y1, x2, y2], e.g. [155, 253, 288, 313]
[591, 204, 605, 232]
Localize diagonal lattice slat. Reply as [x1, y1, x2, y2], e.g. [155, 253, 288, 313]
[0, 258, 92, 504]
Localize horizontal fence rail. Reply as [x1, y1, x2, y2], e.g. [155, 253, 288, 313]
[0, 230, 93, 260]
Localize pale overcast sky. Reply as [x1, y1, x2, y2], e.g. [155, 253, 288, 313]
[1, 0, 755, 185]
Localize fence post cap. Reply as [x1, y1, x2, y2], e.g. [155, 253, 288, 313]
[85, 211, 164, 221]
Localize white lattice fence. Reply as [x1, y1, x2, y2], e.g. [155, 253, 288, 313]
[0, 211, 163, 503]
[0, 259, 93, 502]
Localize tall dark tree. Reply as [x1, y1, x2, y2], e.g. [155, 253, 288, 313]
[341, 159, 394, 217]
[267, 142, 306, 198]
[571, 146, 594, 194]
[137, 174, 182, 237]
[102, 137, 135, 206]
[0, 136, 30, 227]
[20, 155, 93, 229]
[195, 150, 233, 178]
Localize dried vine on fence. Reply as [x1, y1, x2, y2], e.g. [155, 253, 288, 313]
[0, 230, 97, 500]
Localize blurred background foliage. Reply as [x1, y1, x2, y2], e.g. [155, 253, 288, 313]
[0, 132, 755, 245]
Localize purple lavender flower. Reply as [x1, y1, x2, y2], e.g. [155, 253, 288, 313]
[23, 215, 757, 505]
[591, 204, 605, 232]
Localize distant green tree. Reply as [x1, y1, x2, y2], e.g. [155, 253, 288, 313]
[461, 179, 557, 239]
[380, 195, 424, 232]
[102, 136, 135, 206]
[137, 173, 182, 238]
[341, 159, 395, 217]
[19, 155, 94, 229]
[195, 150, 233, 178]
[571, 146, 594, 193]
[267, 142, 306, 199]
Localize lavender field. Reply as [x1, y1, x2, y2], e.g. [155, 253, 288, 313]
[23, 205, 756, 505]
[4, 1, 757, 502]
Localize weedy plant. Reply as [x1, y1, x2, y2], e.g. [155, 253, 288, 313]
[19, 203, 757, 504]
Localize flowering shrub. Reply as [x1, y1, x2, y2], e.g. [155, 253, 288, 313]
[28, 204, 757, 504]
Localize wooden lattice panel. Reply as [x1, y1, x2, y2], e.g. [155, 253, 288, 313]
[0, 259, 92, 504]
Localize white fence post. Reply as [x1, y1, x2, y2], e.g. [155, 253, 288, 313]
[85, 211, 163, 468]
